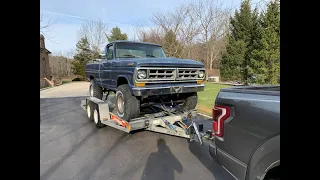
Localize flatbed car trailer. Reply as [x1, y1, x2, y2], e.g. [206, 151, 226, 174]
[81, 97, 213, 145]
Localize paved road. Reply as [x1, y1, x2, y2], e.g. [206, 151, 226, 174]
[40, 82, 90, 98]
[40, 82, 234, 180]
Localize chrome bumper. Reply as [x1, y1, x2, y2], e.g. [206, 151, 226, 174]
[132, 84, 205, 96]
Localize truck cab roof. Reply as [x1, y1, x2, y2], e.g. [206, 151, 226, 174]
[108, 40, 162, 47]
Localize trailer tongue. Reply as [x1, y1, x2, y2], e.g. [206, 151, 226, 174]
[81, 97, 206, 145]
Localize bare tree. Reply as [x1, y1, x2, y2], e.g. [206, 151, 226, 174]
[65, 49, 75, 59]
[40, 11, 57, 41]
[150, 4, 193, 58]
[190, 0, 231, 69]
[134, 18, 165, 45]
[49, 53, 75, 79]
[134, 0, 231, 70]
[77, 19, 108, 53]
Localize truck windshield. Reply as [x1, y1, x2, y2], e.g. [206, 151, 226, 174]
[116, 43, 166, 58]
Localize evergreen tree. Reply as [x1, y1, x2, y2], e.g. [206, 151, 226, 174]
[107, 27, 128, 42]
[250, 0, 280, 84]
[247, 8, 264, 83]
[71, 37, 93, 80]
[220, 0, 259, 84]
[220, 38, 246, 81]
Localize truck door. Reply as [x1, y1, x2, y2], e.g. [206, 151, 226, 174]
[100, 44, 113, 87]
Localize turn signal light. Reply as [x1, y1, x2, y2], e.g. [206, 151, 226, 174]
[134, 82, 146, 87]
[197, 80, 203, 84]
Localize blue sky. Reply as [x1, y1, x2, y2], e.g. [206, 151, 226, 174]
[40, 0, 263, 56]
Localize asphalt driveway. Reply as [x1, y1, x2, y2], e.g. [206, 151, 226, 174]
[40, 82, 233, 180]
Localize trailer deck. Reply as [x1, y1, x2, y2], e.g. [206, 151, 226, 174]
[81, 97, 207, 144]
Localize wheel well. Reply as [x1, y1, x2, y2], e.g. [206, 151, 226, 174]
[264, 165, 280, 180]
[117, 77, 128, 87]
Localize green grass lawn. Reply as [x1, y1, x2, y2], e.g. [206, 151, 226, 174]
[196, 82, 231, 116]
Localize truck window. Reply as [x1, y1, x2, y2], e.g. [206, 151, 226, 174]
[115, 42, 166, 59]
[107, 45, 114, 60]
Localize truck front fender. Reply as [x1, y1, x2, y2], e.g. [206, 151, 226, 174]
[117, 75, 132, 86]
[246, 135, 280, 180]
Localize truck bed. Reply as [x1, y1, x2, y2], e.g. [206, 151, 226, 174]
[220, 85, 280, 96]
[211, 84, 280, 179]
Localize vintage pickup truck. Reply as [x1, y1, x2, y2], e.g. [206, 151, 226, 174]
[85, 40, 205, 121]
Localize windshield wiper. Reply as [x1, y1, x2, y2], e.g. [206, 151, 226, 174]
[120, 54, 142, 58]
[146, 55, 156, 57]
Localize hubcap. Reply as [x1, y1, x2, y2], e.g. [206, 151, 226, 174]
[89, 84, 93, 97]
[117, 93, 124, 114]
[94, 109, 99, 124]
[87, 105, 91, 118]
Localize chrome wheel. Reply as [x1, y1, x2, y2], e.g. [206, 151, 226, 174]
[117, 92, 124, 114]
[87, 104, 91, 118]
[89, 84, 93, 97]
[94, 109, 99, 124]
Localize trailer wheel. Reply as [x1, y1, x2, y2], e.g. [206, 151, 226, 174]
[116, 84, 140, 121]
[86, 101, 94, 121]
[93, 104, 106, 128]
[89, 79, 103, 100]
[180, 92, 198, 111]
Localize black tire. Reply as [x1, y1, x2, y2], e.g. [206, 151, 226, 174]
[115, 84, 140, 121]
[93, 104, 105, 128]
[180, 92, 198, 111]
[86, 101, 94, 122]
[89, 79, 103, 100]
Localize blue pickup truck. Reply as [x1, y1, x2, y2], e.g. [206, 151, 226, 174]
[85, 40, 205, 121]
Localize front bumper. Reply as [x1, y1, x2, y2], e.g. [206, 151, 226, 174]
[132, 84, 205, 96]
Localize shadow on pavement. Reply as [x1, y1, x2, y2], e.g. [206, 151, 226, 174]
[141, 138, 183, 180]
[188, 140, 234, 180]
[75, 133, 132, 180]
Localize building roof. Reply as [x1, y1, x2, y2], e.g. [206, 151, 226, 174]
[40, 47, 51, 54]
[109, 40, 161, 47]
[40, 34, 51, 54]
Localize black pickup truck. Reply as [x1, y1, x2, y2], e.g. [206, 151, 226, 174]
[209, 85, 280, 180]
[85, 40, 205, 121]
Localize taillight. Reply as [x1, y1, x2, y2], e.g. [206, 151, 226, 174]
[212, 105, 231, 139]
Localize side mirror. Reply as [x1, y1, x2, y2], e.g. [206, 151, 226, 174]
[92, 59, 102, 63]
[99, 53, 106, 59]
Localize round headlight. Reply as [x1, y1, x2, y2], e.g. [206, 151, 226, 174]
[137, 70, 147, 79]
[198, 71, 204, 78]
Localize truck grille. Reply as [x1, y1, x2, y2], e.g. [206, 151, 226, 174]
[148, 69, 176, 80]
[177, 68, 198, 80]
[136, 67, 204, 82]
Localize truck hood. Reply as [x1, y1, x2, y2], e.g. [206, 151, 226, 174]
[130, 57, 204, 68]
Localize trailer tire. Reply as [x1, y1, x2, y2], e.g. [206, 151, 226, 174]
[115, 84, 140, 121]
[180, 92, 198, 111]
[86, 101, 94, 122]
[90, 79, 103, 100]
[93, 104, 105, 128]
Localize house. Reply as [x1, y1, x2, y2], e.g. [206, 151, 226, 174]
[40, 34, 52, 88]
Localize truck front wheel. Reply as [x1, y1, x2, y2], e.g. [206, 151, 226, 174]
[180, 92, 198, 111]
[115, 84, 140, 121]
[89, 79, 103, 100]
